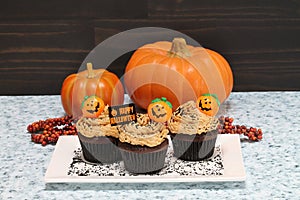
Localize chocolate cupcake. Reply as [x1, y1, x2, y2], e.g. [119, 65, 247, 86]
[76, 105, 122, 164]
[118, 114, 169, 174]
[168, 101, 219, 161]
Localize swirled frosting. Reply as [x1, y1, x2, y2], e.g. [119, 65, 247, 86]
[76, 105, 119, 138]
[118, 113, 169, 147]
[168, 101, 219, 135]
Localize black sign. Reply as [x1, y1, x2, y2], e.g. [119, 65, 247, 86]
[108, 103, 137, 126]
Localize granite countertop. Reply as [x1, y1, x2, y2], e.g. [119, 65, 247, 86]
[0, 92, 299, 199]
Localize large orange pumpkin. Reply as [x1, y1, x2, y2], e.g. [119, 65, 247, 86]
[61, 63, 124, 118]
[124, 38, 233, 111]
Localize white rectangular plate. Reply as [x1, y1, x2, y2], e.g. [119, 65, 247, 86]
[45, 134, 246, 183]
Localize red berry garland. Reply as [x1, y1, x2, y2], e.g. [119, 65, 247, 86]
[27, 115, 77, 146]
[27, 115, 262, 145]
[218, 116, 263, 142]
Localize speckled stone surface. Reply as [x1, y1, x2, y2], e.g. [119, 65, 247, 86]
[0, 92, 299, 199]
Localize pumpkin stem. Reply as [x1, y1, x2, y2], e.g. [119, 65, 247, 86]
[169, 38, 191, 58]
[86, 62, 95, 78]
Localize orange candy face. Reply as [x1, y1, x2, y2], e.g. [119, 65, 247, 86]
[81, 96, 105, 118]
[197, 94, 220, 116]
[147, 98, 172, 123]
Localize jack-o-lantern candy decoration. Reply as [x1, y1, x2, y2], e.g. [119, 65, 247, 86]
[196, 94, 220, 116]
[147, 97, 173, 123]
[81, 96, 105, 118]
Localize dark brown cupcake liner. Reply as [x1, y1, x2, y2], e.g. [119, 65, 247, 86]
[170, 130, 218, 161]
[118, 139, 169, 174]
[78, 132, 122, 164]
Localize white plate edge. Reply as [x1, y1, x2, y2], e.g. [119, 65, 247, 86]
[44, 135, 246, 183]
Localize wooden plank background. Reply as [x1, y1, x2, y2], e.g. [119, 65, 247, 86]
[0, 0, 299, 95]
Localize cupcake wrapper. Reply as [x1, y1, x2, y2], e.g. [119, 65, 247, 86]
[119, 141, 168, 174]
[78, 135, 122, 164]
[171, 132, 217, 161]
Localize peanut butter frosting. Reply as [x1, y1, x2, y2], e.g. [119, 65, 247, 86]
[76, 105, 119, 138]
[118, 113, 169, 147]
[168, 101, 219, 135]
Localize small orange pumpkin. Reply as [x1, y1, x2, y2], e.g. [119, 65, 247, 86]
[147, 97, 172, 123]
[124, 38, 233, 111]
[61, 63, 124, 118]
[196, 94, 220, 116]
[81, 96, 105, 118]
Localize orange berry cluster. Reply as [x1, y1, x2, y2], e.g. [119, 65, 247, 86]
[27, 115, 77, 146]
[218, 116, 263, 141]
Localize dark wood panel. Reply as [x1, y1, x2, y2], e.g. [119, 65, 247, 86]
[0, 0, 147, 20]
[0, 0, 300, 95]
[148, 0, 216, 19]
[94, 18, 300, 51]
[1, 79, 66, 95]
[0, 21, 94, 49]
[0, 21, 94, 95]
[148, 0, 300, 19]
[234, 66, 300, 91]
[0, 57, 88, 95]
[93, 18, 300, 92]
[94, 19, 217, 47]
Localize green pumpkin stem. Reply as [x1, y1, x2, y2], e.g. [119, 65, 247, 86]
[151, 97, 173, 109]
[81, 96, 90, 109]
[202, 93, 221, 106]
